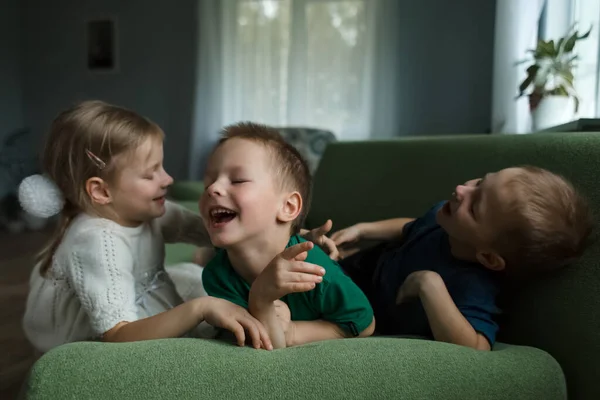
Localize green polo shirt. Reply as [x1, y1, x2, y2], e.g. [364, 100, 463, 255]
[202, 235, 374, 336]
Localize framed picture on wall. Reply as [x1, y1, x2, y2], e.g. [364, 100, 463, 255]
[86, 18, 118, 72]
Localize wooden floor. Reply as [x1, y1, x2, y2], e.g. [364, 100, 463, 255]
[0, 227, 53, 399]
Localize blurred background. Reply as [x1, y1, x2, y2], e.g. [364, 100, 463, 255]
[1, 0, 599, 397]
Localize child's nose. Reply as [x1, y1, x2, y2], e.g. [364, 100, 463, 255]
[454, 184, 472, 199]
[207, 181, 224, 197]
[164, 173, 174, 187]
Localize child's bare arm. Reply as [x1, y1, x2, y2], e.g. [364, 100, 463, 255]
[247, 300, 288, 349]
[332, 218, 415, 259]
[287, 317, 375, 346]
[248, 241, 325, 349]
[103, 296, 272, 349]
[358, 218, 416, 241]
[396, 271, 491, 351]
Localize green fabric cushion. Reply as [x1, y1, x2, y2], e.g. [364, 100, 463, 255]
[307, 132, 600, 399]
[165, 201, 201, 266]
[25, 338, 565, 400]
[168, 181, 205, 202]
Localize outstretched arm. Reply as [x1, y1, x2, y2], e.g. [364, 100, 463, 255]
[103, 296, 272, 350]
[397, 271, 491, 351]
[287, 318, 375, 346]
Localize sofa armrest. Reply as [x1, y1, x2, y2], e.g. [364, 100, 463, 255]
[24, 337, 565, 399]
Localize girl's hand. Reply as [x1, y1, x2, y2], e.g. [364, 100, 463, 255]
[202, 297, 273, 350]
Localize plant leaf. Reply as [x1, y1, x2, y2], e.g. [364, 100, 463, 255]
[557, 37, 565, 53]
[579, 26, 592, 40]
[564, 31, 579, 52]
[519, 65, 539, 95]
[564, 26, 592, 52]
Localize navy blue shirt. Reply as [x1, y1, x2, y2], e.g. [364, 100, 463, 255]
[371, 202, 502, 345]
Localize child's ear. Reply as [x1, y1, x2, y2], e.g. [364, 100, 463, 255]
[475, 250, 506, 272]
[277, 191, 302, 223]
[86, 177, 112, 205]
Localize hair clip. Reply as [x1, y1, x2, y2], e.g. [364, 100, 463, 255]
[85, 149, 106, 170]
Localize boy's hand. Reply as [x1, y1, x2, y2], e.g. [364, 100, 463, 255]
[202, 297, 273, 350]
[396, 270, 442, 304]
[249, 241, 326, 306]
[331, 224, 363, 259]
[273, 300, 296, 345]
[300, 219, 340, 260]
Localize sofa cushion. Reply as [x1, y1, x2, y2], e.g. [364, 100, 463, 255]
[25, 337, 565, 400]
[168, 181, 205, 202]
[164, 201, 202, 266]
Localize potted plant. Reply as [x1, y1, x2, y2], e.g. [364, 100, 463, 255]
[517, 25, 591, 130]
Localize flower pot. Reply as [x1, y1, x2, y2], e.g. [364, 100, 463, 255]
[531, 95, 575, 131]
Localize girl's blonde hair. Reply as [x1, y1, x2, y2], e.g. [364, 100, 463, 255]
[37, 100, 164, 276]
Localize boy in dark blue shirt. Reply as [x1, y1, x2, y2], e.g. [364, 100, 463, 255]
[333, 166, 592, 350]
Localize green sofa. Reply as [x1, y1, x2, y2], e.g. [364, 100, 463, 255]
[22, 132, 600, 399]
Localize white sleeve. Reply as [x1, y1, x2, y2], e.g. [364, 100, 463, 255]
[67, 227, 139, 336]
[157, 200, 211, 246]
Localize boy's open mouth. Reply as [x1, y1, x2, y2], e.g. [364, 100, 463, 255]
[210, 207, 238, 225]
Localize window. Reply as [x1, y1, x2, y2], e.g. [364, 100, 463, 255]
[570, 0, 600, 117]
[221, 0, 376, 139]
[539, 0, 600, 118]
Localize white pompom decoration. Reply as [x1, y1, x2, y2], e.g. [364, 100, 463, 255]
[18, 175, 65, 218]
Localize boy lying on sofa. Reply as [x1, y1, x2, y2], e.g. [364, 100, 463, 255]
[332, 166, 593, 350]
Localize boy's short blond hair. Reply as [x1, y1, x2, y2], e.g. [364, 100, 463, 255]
[494, 166, 593, 276]
[216, 122, 312, 235]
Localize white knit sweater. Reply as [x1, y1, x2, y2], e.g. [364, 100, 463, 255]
[23, 201, 211, 353]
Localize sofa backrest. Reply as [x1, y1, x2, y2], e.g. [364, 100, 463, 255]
[307, 132, 600, 399]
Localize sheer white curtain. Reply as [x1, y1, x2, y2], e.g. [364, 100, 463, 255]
[189, 0, 399, 178]
[569, 0, 600, 118]
[491, 0, 545, 134]
[221, 0, 377, 139]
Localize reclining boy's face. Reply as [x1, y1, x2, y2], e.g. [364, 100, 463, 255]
[436, 167, 524, 271]
[199, 138, 301, 248]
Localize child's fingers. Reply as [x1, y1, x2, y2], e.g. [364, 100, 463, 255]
[311, 219, 333, 238]
[290, 261, 326, 276]
[293, 250, 309, 262]
[222, 319, 246, 347]
[284, 281, 317, 293]
[331, 230, 349, 245]
[255, 321, 273, 351]
[240, 316, 267, 350]
[281, 241, 313, 261]
[289, 271, 324, 284]
[321, 238, 339, 260]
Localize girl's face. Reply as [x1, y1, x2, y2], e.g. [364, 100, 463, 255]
[107, 137, 173, 227]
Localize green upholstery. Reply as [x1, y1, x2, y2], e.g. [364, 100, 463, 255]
[168, 181, 204, 202]
[24, 132, 600, 399]
[161, 201, 201, 266]
[24, 338, 564, 400]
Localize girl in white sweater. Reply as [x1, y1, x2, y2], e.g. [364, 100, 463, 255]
[21, 100, 272, 353]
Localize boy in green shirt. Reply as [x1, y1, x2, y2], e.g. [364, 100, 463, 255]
[200, 122, 375, 349]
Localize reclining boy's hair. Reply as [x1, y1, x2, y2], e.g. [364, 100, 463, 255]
[496, 166, 593, 277]
[217, 122, 312, 234]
